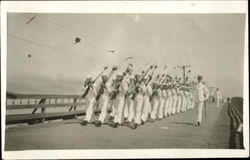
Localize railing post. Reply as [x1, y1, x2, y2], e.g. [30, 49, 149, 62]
[68, 98, 78, 119]
[41, 98, 46, 123]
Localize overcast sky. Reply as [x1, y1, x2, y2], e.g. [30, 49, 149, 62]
[7, 13, 246, 97]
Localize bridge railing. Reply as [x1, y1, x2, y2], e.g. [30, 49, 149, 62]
[228, 97, 244, 149]
[5, 92, 94, 125]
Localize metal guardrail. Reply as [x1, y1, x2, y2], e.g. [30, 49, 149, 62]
[6, 92, 89, 125]
[228, 97, 244, 149]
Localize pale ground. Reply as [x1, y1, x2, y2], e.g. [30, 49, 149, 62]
[5, 102, 230, 150]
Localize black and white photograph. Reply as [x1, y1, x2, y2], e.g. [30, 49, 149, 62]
[1, 1, 249, 159]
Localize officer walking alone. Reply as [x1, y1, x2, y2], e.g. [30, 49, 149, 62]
[193, 75, 209, 126]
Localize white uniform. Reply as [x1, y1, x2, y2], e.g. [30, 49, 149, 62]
[167, 89, 173, 115]
[157, 89, 166, 119]
[216, 90, 222, 107]
[134, 82, 146, 124]
[126, 82, 135, 122]
[176, 88, 182, 114]
[123, 77, 131, 119]
[193, 82, 209, 123]
[113, 80, 128, 124]
[109, 80, 117, 118]
[180, 89, 186, 112]
[184, 90, 189, 110]
[141, 83, 153, 122]
[150, 88, 161, 120]
[82, 84, 97, 122]
[171, 89, 178, 115]
[163, 89, 169, 117]
[97, 82, 112, 123]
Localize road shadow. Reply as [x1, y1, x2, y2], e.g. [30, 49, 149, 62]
[171, 121, 196, 126]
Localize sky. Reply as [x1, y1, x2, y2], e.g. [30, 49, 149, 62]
[7, 13, 246, 97]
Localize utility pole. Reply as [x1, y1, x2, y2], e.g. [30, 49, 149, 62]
[177, 65, 191, 84]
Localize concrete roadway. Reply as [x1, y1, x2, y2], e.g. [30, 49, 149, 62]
[5, 102, 230, 150]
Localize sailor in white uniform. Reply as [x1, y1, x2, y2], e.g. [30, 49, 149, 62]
[171, 84, 178, 115]
[150, 81, 160, 120]
[193, 75, 209, 126]
[157, 84, 165, 120]
[215, 88, 222, 107]
[81, 75, 97, 126]
[133, 73, 146, 126]
[141, 76, 153, 124]
[126, 75, 136, 123]
[112, 73, 128, 128]
[95, 75, 112, 126]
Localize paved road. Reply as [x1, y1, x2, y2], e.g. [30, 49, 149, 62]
[5, 102, 230, 150]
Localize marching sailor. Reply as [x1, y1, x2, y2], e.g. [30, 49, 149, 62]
[171, 83, 178, 115]
[215, 88, 222, 107]
[111, 72, 128, 128]
[157, 84, 166, 120]
[81, 75, 97, 126]
[163, 82, 171, 117]
[181, 84, 186, 112]
[108, 78, 117, 120]
[95, 75, 112, 127]
[176, 84, 182, 114]
[141, 76, 153, 124]
[150, 81, 161, 121]
[132, 73, 146, 127]
[167, 84, 174, 116]
[126, 75, 136, 123]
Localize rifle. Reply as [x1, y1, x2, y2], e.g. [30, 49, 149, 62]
[82, 66, 108, 98]
[139, 65, 154, 84]
[95, 66, 118, 101]
[158, 74, 166, 83]
[130, 65, 154, 99]
[110, 63, 133, 100]
[146, 65, 157, 86]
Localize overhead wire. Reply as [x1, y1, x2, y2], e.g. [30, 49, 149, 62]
[38, 14, 147, 60]
[8, 34, 96, 62]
